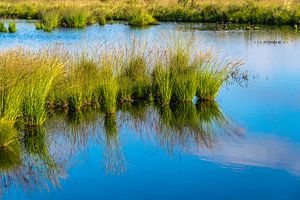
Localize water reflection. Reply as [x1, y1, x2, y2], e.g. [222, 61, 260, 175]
[0, 127, 67, 197]
[103, 114, 127, 175]
[155, 102, 230, 153]
[0, 101, 299, 197]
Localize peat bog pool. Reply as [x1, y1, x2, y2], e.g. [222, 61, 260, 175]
[1, 21, 300, 200]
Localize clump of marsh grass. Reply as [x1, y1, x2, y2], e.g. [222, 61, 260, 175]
[61, 7, 90, 28]
[128, 9, 158, 26]
[98, 55, 119, 114]
[65, 55, 100, 111]
[118, 41, 151, 102]
[195, 51, 244, 101]
[99, 15, 107, 26]
[152, 37, 198, 105]
[8, 22, 17, 33]
[0, 50, 29, 121]
[168, 38, 198, 103]
[36, 9, 61, 32]
[152, 60, 174, 106]
[21, 50, 65, 126]
[0, 22, 8, 32]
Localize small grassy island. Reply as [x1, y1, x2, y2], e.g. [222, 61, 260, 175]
[0, 38, 247, 148]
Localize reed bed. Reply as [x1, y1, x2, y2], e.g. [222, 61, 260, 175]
[0, 0, 300, 27]
[0, 38, 246, 132]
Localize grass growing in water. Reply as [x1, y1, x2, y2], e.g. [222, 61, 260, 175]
[169, 46, 198, 103]
[61, 8, 89, 28]
[152, 61, 174, 106]
[98, 55, 119, 114]
[118, 42, 151, 102]
[8, 22, 17, 33]
[0, 22, 8, 32]
[36, 9, 61, 32]
[195, 51, 244, 101]
[128, 9, 158, 26]
[21, 51, 65, 126]
[0, 38, 246, 122]
[64, 55, 101, 111]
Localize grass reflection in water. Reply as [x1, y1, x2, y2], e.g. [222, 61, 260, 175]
[0, 101, 242, 196]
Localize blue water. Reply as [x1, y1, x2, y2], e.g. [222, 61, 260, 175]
[1, 21, 300, 200]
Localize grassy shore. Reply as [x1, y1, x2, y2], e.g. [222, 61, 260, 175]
[0, 0, 299, 30]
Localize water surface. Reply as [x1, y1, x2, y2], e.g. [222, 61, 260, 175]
[0, 21, 300, 200]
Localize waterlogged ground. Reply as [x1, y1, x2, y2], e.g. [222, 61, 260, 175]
[1, 21, 300, 200]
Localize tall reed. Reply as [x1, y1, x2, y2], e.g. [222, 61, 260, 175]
[98, 55, 119, 114]
[64, 55, 100, 111]
[195, 51, 244, 101]
[152, 61, 174, 106]
[0, 50, 29, 121]
[168, 40, 198, 103]
[21, 51, 65, 126]
[118, 42, 150, 102]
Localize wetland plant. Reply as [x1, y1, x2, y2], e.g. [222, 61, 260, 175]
[62, 8, 89, 28]
[0, 38, 246, 122]
[0, 50, 29, 121]
[8, 22, 17, 33]
[195, 51, 244, 101]
[37, 9, 61, 32]
[0, 22, 8, 32]
[21, 51, 65, 126]
[98, 57, 119, 114]
[118, 44, 150, 102]
[128, 9, 158, 26]
[169, 43, 198, 103]
[99, 15, 107, 26]
[65, 56, 100, 111]
[152, 61, 174, 106]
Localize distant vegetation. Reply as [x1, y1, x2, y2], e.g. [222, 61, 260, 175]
[0, 0, 299, 31]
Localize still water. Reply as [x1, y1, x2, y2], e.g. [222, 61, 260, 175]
[0, 21, 300, 200]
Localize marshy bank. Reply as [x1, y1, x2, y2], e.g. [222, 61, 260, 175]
[0, 0, 300, 31]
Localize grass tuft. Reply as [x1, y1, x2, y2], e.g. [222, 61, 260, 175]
[62, 7, 90, 28]
[8, 22, 17, 33]
[37, 9, 61, 32]
[0, 22, 8, 33]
